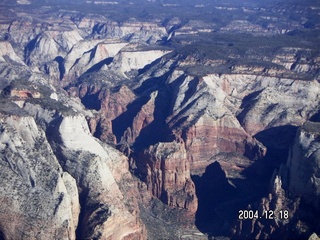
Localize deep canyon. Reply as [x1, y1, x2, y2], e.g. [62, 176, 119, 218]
[0, 0, 319, 239]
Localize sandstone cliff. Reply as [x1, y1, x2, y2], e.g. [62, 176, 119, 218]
[0, 114, 79, 240]
[0, 92, 147, 239]
[0, 1, 320, 239]
[47, 114, 146, 239]
[233, 121, 320, 239]
[136, 142, 197, 213]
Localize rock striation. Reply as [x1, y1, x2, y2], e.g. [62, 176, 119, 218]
[136, 142, 198, 213]
[0, 1, 320, 239]
[233, 120, 320, 239]
[166, 73, 267, 173]
[0, 114, 79, 240]
[47, 114, 146, 239]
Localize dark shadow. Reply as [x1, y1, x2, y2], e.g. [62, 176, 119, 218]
[76, 190, 112, 239]
[167, 93, 205, 129]
[310, 110, 320, 122]
[112, 66, 180, 147]
[24, 35, 39, 64]
[75, 189, 89, 239]
[134, 69, 173, 95]
[236, 90, 263, 124]
[254, 125, 298, 175]
[192, 161, 237, 235]
[193, 125, 299, 238]
[84, 57, 113, 74]
[91, 23, 105, 35]
[112, 95, 150, 143]
[113, 67, 176, 146]
[93, 119, 103, 139]
[132, 88, 175, 151]
[81, 92, 101, 111]
[180, 77, 199, 106]
[138, 57, 162, 76]
[54, 56, 65, 80]
[0, 229, 5, 240]
[192, 159, 271, 238]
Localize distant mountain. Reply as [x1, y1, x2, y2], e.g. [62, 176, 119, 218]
[0, 0, 319, 239]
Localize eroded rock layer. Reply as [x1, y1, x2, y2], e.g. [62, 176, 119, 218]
[0, 0, 319, 239]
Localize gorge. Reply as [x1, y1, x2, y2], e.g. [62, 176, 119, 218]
[0, 0, 319, 239]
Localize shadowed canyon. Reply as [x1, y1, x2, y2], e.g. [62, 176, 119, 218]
[0, 0, 320, 239]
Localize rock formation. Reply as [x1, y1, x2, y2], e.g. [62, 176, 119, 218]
[0, 114, 79, 240]
[136, 142, 198, 213]
[233, 120, 320, 239]
[0, 0, 319, 239]
[47, 115, 145, 239]
[287, 121, 320, 211]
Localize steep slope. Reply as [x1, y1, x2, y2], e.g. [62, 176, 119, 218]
[47, 115, 145, 239]
[0, 114, 79, 240]
[233, 121, 320, 239]
[287, 121, 320, 211]
[0, 1, 320, 239]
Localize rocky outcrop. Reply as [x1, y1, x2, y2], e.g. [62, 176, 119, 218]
[232, 171, 293, 239]
[90, 20, 167, 43]
[8, 19, 47, 57]
[0, 41, 26, 65]
[220, 20, 268, 34]
[25, 30, 83, 69]
[0, 41, 30, 81]
[0, 105, 146, 240]
[272, 47, 320, 76]
[136, 142, 197, 213]
[69, 83, 137, 144]
[167, 73, 266, 173]
[1, 2, 320, 239]
[287, 121, 320, 210]
[108, 47, 172, 77]
[63, 40, 128, 82]
[233, 121, 320, 239]
[47, 114, 146, 239]
[0, 114, 79, 240]
[120, 90, 157, 146]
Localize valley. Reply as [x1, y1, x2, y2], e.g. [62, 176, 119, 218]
[0, 0, 319, 239]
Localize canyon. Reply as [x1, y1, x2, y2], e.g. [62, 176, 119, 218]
[0, 0, 319, 239]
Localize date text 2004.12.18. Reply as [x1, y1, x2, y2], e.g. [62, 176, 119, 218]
[238, 210, 289, 220]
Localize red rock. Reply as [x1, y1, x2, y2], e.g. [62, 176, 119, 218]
[136, 142, 198, 214]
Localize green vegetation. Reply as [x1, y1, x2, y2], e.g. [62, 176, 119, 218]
[173, 31, 320, 60]
[168, 30, 320, 78]
[0, 99, 29, 116]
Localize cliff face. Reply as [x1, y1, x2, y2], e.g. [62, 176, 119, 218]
[6, 14, 169, 83]
[68, 83, 137, 144]
[167, 74, 267, 173]
[287, 121, 320, 210]
[47, 115, 146, 240]
[0, 109, 146, 240]
[136, 142, 198, 214]
[0, 114, 79, 240]
[233, 121, 320, 239]
[1, 1, 320, 239]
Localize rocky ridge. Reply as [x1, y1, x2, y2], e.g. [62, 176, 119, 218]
[0, 114, 79, 240]
[0, 0, 319, 239]
[233, 121, 320, 239]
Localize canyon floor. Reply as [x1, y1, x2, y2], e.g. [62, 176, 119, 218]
[0, 0, 320, 239]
